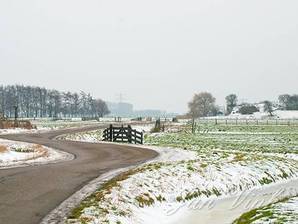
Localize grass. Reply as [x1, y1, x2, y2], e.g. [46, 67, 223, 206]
[192, 123, 298, 133]
[67, 123, 298, 224]
[145, 124, 298, 154]
[68, 162, 167, 219]
[233, 208, 274, 224]
[232, 197, 293, 224]
[135, 193, 155, 207]
[11, 146, 35, 153]
[69, 169, 139, 219]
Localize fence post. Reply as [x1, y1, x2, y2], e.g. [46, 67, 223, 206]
[109, 124, 113, 141]
[128, 125, 132, 143]
[191, 117, 195, 134]
[121, 125, 124, 142]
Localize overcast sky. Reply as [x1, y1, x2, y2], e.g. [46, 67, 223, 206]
[0, 0, 297, 113]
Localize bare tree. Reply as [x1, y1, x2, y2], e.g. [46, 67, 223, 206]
[188, 92, 216, 118]
[94, 99, 110, 118]
[263, 101, 273, 116]
[0, 85, 110, 119]
[278, 94, 291, 110]
[225, 94, 238, 115]
[188, 92, 216, 133]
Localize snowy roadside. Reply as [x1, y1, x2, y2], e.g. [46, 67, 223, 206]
[40, 139, 297, 224]
[41, 145, 194, 224]
[0, 127, 51, 135]
[44, 124, 298, 224]
[67, 149, 297, 224]
[0, 138, 73, 169]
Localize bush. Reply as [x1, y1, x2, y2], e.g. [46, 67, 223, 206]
[239, 104, 259, 115]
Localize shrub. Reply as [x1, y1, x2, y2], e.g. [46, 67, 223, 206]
[239, 104, 259, 115]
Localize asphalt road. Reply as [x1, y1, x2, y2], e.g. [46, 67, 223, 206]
[0, 126, 158, 224]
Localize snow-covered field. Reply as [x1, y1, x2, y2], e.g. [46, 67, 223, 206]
[61, 122, 298, 224]
[0, 139, 73, 169]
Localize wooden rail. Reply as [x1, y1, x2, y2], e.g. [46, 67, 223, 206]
[103, 125, 143, 144]
[196, 118, 298, 126]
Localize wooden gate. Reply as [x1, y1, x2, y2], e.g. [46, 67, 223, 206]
[103, 125, 143, 144]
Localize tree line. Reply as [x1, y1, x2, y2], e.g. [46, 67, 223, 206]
[0, 85, 110, 119]
[188, 92, 298, 118]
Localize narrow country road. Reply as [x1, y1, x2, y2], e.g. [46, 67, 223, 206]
[0, 126, 158, 224]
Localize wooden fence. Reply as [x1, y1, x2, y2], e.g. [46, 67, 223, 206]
[103, 125, 143, 144]
[196, 118, 298, 126]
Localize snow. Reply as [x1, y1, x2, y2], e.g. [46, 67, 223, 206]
[274, 110, 298, 119]
[58, 130, 103, 143]
[66, 146, 298, 224]
[201, 110, 298, 120]
[0, 127, 53, 135]
[0, 139, 73, 169]
[132, 124, 154, 133]
[227, 110, 298, 120]
[173, 178, 298, 224]
[42, 145, 194, 224]
[42, 123, 298, 224]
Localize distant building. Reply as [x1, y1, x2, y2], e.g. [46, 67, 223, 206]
[106, 102, 177, 118]
[134, 110, 168, 118]
[107, 102, 134, 117]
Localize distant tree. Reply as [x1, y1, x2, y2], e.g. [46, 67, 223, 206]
[288, 95, 298, 110]
[188, 92, 216, 118]
[263, 101, 273, 116]
[278, 94, 298, 110]
[239, 104, 259, 115]
[0, 85, 110, 119]
[225, 94, 238, 115]
[210, 105, 221, 116]
[94, 99, 110, 117]
[278, 94, 291, 110]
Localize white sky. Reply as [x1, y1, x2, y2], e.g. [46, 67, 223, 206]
[0, 0, 297, 113]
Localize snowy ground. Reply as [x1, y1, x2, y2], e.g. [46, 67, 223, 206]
[0, 139, 73, 169]
[60, 122, 298, 224]
[66, 149, 298, 224]
[31, 119, 101, 130]
[58, 130, 104, 143]
[0, 127, 51, 135]
[203, 110, 298, 120]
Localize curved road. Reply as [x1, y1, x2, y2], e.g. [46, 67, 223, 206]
[0, 126, 158, 224]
